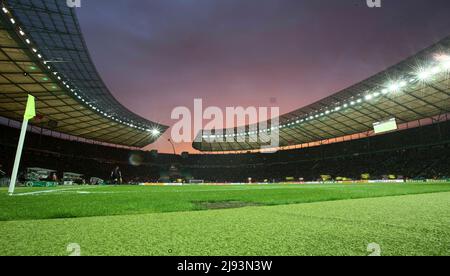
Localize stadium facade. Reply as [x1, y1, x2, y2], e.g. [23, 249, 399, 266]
[0, 0, 168, 148]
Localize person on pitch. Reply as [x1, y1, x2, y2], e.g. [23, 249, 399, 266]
[111, 166, 123, 185]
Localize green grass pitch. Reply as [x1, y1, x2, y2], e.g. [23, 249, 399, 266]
[0, 183, 449, 256]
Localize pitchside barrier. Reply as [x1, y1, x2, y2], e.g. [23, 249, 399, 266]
[189, 180, 205, 184]
[140, 183, 184, 186]
[25, 181, 58, 187]
[137, 180, 450, 186]
[368, 180, 405, 183]
[424, 179, 450, 183]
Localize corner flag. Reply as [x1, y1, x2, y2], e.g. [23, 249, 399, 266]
[8, 94, 36, 194]
[24, 95, 36, 120]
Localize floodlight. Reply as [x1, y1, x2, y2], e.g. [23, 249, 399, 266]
[150, 129, 160, 136]
[443, 60, 450, 70]
[417, 70, 432, 81]
[435, 54, 449, 62]
[431, 66, 441, 74]
[388, 83, 401, 92]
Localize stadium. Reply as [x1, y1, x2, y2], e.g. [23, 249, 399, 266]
[0, 0, 449, 257]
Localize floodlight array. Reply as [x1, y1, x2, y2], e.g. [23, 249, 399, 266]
[2, 5, 161, 135]
[203, 53, 449, 140]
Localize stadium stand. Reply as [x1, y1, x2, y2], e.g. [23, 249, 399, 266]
[0, 120, 449, 184]
[193, 36, 450, 152]
[0, 0, 168, 148]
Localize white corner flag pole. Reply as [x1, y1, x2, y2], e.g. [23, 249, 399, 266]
[8, 118, 29, 195]
[8, 95, 35, 195]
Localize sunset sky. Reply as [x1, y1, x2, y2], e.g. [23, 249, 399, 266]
[77, 0, 450, 153]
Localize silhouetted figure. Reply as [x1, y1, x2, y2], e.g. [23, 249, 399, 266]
[48, 172, 58, 182]
[111, 166, 122, 185]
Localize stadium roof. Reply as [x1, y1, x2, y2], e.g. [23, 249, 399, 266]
[0, 0, 168, 148]
[193, 36, 450, 152]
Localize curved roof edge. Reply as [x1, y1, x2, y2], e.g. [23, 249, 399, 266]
[0, 0, 168, 147]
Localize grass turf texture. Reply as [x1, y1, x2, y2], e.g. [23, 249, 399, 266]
[1, 183, 450, 221]
[0, 183, 449, 255]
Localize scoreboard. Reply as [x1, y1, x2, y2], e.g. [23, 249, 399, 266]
[373, 118, 398, 134]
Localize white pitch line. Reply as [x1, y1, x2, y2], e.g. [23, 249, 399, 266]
[12, 186, 101, 196]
